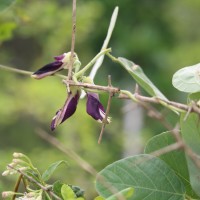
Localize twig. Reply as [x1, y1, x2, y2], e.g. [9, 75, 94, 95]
[65, 80, 120, 93]
[150, 141, 184, 157]
[35, 128, 97, 176]
[67, 0, 76, 92]
[98, 75, 113, 144]
[12, 174, 23, 200]
[119, 90, 200, 115]
[7, 165, 61, 200]
[0, 64, 32, 75]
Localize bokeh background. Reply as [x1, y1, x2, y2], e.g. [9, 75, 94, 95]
[1, 0, 200, 198]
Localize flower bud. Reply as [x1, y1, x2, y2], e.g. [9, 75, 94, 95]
[2, 191, 15, 198]
[13, 152, 24, 158]
[12, 159, 23, 164]
[19, 167, 28, 171]
[2, 170, 10, 176]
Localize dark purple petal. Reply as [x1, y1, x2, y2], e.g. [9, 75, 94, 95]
[61, 92, 80, 123]
[86, 93, 106, 122]
[51, 109, 62, 131]
[31, 61, 63, 79]
[51, 91, 80, 130]
[54, 54, 65, 61]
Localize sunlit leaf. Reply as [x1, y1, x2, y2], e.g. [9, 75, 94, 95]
[180, 113, 200, 197]
[145, 131, 198, 198]
[42, 160, 68, 182]
[118, 57, 167, 100]
[96, 154, 185, 200]
[172, 63, 200, 93]
[61, 184, 76, 200]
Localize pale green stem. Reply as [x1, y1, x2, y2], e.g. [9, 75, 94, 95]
[0, 64, 67, 80]
[106, 52, 119, 63]
[74, 48, 111, 78]
[0, 64, 32, 75]
[120, 90, 138, 102]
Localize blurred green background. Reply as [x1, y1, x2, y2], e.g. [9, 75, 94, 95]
[1, 0, 200, 198]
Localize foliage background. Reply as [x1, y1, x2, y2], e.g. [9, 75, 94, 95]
[1, 0, 200, 198]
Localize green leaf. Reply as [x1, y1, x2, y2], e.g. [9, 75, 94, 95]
[94, 188, 134, 200]
[145, 131, 198, 198]
[52, 180, 64, 198]
[118, 57, 167, 100]
[96, 154, 185, 200]
[61, 184, 76, 200]
[0, 0, 15, 12]
[94, 196, 105, 200]
[42, 160, 68, 182]
[172, 63, 200, 93]
[106, 187, 134, 200]
[180, 113, 200, 197]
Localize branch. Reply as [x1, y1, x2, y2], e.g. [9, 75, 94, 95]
[64, 79, 120, 94]
[35, 128, 97, 176]
[98, 75, 113, 144]
[68, 0, 76, 80]
[7, 165, 61, 200]
[120, 90, 200, 115]
[2, 63, 200, 116]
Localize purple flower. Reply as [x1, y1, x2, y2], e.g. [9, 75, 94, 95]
[51, 90, 110, 130]
[86, 92, 111, 123]
[31, 52, 73, 79]
[51, 89, 80, 131]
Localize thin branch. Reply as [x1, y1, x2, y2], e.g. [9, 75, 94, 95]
[12, 174, 23, 200]
[98, 75, 113, 144]
[0, 64, 32, 75]
[150, 141, 184, 157]
[7, 165, 61, 200]
[119, 90, 200, 115]
[64, 79, 120, 94]
[35, 128, 97, 176]
[2, 62, 200, 116]
[67, 0, 76, 81]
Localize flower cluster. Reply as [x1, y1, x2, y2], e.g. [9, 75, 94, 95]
[32, 52, 110, 130]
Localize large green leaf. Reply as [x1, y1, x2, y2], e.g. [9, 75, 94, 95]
[118, 57, 167, 100]
[42, 160, 68, 182]
[172, 63, 200, 93]
[145, 131, 198, 198]
[96, 154, 185, 200]
[180, 113, 200, 197]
